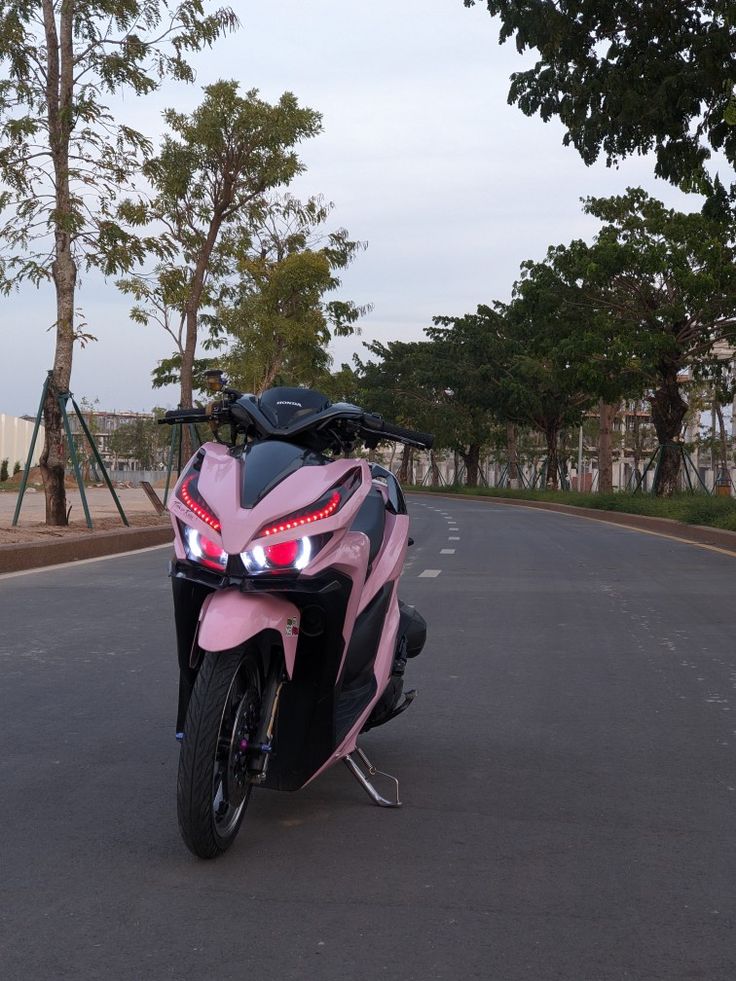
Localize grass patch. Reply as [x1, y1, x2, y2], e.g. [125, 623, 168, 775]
[408, 485, 736, 532]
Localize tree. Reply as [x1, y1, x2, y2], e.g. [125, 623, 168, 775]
[217, 195, 369, 393]
[433, 245, 636, 488]
[0, 459, 8, 482]
[118, 82, 322, 419]
[581, 189, 736, 494]
[465, 0, 736, 191]
[0, 1, 238, 525]
[108, 414, 170, 470]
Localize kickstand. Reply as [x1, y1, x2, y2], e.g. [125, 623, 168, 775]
[344, 746, 402, 808]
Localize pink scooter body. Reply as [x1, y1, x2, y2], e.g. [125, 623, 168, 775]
[168, 440, 413, 791]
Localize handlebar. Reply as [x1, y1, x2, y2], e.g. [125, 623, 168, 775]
[157, 400, 434, 450]
[157, 408, 211, 425]
[361, 413, 434, 449]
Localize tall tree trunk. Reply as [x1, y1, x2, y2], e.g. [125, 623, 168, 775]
[544, 426, 559, 489]
[716, 402, 729, 474]
[598, 401, 615, 494]
[650, 364, 688, 497]
[398, 445, 413, 484]
[463, 443, 480, 486]
[632, 401, 641, 480]
[429, 450, 440, 487]
[40, 2, 76, 525]
[506, 422, 519, 488]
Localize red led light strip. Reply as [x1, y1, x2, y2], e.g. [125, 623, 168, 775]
[180, 475, 221, 533]
[261, 491, 341, 537]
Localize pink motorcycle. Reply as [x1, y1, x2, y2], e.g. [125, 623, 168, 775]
[160, 380, 433, 858]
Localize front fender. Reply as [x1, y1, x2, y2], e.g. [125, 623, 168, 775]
[198, 590, 301, 678]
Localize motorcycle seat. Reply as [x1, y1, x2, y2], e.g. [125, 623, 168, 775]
[350, 488, 386, 565]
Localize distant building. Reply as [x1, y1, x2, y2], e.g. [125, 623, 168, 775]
[66, 409, 156, 470]
[0, 414, 44, 469]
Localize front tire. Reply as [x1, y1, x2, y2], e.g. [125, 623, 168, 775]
[177, 647, 262, 859]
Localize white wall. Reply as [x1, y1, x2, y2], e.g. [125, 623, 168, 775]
[0, 414, 45, 469]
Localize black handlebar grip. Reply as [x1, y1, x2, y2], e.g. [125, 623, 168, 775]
[158, 408, 210, 425]
[377, 420, 434, 449]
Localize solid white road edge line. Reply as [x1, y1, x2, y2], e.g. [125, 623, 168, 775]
[0, 542, 173, 581]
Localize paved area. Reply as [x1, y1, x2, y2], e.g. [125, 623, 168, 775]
[0, 486, 164, 524]
[1, 497, 735, 979]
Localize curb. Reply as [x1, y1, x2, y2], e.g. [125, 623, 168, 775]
[409, 491, 736, 556]
[0, 525, 173, 574]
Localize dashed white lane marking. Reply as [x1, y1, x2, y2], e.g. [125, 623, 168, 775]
[449, 536, 460, 541]
[419, 569, 441, 578]
[441, 548, 455, 554]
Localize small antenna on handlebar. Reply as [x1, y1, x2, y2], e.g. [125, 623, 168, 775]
[204, 369, 227, 394]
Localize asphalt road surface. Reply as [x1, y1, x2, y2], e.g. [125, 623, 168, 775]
[1, 496, 735, 981]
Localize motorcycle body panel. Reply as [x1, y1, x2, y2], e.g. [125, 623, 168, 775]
[169, 425, 424, 792]
[197, 591, 301, 678]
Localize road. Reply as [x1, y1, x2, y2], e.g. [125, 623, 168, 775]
[1, 496, 735, 980]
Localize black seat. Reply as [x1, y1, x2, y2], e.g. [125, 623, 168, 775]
[350, 489, 386, 565]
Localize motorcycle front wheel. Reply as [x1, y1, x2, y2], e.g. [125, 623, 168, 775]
[177, 647, 262, 859]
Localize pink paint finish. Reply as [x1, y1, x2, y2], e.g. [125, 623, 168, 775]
[198, 590, 301, 677]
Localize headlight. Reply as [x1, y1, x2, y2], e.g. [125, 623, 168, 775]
[242, 537, 313, 574]
[183, 527, 228, 572]
[184, 526, 318, 576]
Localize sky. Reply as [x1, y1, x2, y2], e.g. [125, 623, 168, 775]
[0, 0, 703, 418]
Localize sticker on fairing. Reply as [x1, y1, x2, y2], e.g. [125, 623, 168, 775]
[285, 617, 299, 637]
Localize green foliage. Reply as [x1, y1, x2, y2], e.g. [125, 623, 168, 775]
[0, 2, 239, 288]
[581, 188, 736, 374]
[0, 458, 8, 482]
[12, 460, 20, 476]
[465, 0, 736, 190]
[218, 195, 369, 392]
[107, 413, 170, 470]
[428, 246, 632, 483]
[117, 83, 325, 403]
[151, 354, 221, 395]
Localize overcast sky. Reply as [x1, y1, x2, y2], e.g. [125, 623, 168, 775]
[1, 0, 700, 418]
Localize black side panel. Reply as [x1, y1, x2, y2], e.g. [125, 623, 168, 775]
[349, 489, 386, 565]
[331, 584, 393, 742]
[261, 574, 353, 791]
[369, 463, 408, 514]
[171, 577, 213, 731]
[398, 600, 427, 658]
[340, 583, 393, 693]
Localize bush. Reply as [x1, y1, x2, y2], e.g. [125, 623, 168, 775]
[12, 461, 21, 476]
[0, 459, 8, 482]
[409, 485, 736, 532]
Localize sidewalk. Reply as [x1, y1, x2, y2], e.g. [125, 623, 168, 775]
[0, 487, 172, 573]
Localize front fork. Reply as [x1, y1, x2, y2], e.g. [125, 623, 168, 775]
[246, 663, 284, 784]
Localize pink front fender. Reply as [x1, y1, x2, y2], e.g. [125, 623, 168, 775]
[198, 590, 301, 678]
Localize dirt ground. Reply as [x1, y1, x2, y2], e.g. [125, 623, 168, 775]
[0, 486, 170, 545]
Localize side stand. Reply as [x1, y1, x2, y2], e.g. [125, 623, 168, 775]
[13, 372, 129, 529]
[344, 746, 402, 808]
